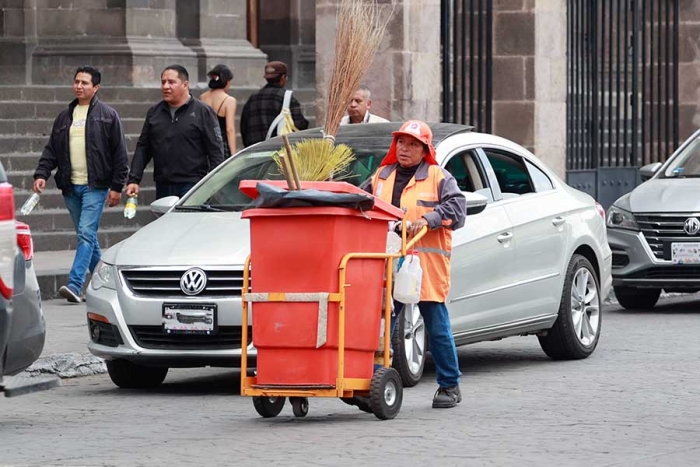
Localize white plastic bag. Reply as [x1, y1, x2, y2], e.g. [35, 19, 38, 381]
[393, 250, 422, 304]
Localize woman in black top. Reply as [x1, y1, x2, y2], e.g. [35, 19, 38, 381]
[200, 64, 237, 157]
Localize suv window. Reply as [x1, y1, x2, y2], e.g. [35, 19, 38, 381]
[483, 149, 534, 196]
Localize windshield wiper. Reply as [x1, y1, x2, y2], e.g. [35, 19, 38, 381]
[174, 204, 229, 212]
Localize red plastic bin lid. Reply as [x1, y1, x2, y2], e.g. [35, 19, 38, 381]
[239, 180, 404, 221]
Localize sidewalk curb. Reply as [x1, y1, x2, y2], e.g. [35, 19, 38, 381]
[24, 352, 106, 379]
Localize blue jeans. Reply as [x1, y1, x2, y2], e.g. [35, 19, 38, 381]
[393, 301, 461, 388]
[156, 182, 196, 200]
[63, 185, 108, 294]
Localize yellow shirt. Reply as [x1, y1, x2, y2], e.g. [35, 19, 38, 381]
[69, 104, 89, 185]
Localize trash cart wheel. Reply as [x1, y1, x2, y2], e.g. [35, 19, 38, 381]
[369, 367, 403, 420]
[340, 396, 373, 414]
[290, 397, 309, 418]
[253, 396, 286, 418]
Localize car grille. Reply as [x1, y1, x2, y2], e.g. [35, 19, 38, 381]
[636, 213, 700, 260]
[626, 266, 700, 280]
[128, 325, 251, 350]
[120, 268, 247, 298]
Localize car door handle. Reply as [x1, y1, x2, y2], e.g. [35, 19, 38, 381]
[497, 232, 513, 243]
[552, 217, 566, 227]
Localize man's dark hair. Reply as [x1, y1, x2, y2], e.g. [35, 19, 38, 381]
[266, 75, 284, 85]
[74, 66, 101, 86]
[162, 64, 189, 82]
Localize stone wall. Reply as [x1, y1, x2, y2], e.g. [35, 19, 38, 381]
[0, 0, 266, 87]
[314, 0, 441, 126]
[679, 1, 700, 144]
[258, 0, 316, 90]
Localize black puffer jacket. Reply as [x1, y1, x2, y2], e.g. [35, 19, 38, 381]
[34, 95, 129, 194]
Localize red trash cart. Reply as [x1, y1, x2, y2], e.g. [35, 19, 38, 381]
[238, 180, 426, 420]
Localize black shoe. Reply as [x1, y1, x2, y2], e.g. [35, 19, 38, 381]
[58, 285, 81, 304]
[432, 385, 462, 409]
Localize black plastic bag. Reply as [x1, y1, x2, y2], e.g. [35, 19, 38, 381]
[253, 182, 375, 211]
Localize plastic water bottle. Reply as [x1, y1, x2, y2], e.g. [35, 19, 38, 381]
[393, 249, 422, 304]
[124, 195, 138, 219]
[19, 193, 40, 215]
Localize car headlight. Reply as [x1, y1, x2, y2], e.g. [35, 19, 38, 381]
[606, 205, 639, 231]
[91, 261, 117, 290]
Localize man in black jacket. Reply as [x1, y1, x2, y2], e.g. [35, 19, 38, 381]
[125, 65, 224, 200]
[33, 66, 129, 303]
[240, 61, 309, 147]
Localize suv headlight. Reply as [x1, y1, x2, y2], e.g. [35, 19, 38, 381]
[606, 206, 639, 231]
[91, 261, 117, 290]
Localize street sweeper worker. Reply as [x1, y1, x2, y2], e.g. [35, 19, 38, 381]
[361, 119, 467, 409]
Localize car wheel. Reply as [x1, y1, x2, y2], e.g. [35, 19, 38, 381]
[105, 359, 169, 389]
[538, 254, 602, 360]
[613, 286, 661, 310]
[391, 303, 426, 387]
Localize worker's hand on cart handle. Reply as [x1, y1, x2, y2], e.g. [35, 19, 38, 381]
[408, 218, 428, 237]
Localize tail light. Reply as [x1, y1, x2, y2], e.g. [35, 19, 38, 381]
[0, 182, 16, 299]
[595, 202, 606, 220]
[16, 221, 33, 261]
[0, 182, 13, 222]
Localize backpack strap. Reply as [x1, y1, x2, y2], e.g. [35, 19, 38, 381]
[265, 90, 294, 140]
[282, 90, 293, 110]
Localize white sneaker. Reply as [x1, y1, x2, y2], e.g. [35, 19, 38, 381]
[58, 286, 81, 304]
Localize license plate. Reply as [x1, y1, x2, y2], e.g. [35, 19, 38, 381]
[671, 242, 700, 264]
[163, 304, 216, 334]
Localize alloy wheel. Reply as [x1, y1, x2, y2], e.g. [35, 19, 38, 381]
[400, 303, 426, 376]
[570, 266, 600, 346]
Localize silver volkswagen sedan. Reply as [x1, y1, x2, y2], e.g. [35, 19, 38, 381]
[607, 128, 700, 309]
[86, 123, 612, 389]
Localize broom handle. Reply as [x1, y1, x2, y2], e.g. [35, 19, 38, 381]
[282, 135, 302, 190]
[278, 153, 297, 190]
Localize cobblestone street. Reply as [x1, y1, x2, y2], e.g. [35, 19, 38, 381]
[2, 295, 700, 466]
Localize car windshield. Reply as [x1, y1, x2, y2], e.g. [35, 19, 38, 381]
[661, 136, 700, 178]
[179, 133, 394, 211]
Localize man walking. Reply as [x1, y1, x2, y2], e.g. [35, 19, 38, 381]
[340, 85, 389, 124]
[239, 61, 309, 147]
[125, 65, 224, 200]
[33, 66, 128, 303]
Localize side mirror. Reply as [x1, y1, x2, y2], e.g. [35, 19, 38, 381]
[465, 192, 488, 216]
[150, 196, 179, 216]
[639, 162, 662, 181]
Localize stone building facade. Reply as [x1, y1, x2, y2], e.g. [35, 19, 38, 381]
[3, 0, 700, 179]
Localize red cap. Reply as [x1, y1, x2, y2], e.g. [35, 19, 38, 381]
[379, 120, 437, 166]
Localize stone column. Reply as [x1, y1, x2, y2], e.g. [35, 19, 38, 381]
[491, 1, 536, 153]
[315, 0, 441, 126]
[534, 0, 567, 178]
[30, 0, 197, 86]
[679, 2, 700, 144]
[178, 0, 268, 87]
[259, 0, 316, 90]
[0, 0, 38, 84]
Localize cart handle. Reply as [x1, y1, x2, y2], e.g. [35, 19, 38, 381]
[402, 225, 428, 255]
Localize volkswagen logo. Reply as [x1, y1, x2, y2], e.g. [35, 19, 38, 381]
[180, 268, 207, 295]
[684, 217, 700, 236]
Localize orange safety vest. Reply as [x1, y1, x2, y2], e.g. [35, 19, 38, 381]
[371, 164, 454, 302]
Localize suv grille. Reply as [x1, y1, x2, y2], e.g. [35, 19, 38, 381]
[121, 268, 246, 297]
[129, 325, 251, 350]
[636, 213, 700, 260]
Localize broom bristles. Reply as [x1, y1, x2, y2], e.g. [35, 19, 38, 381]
[273, 139, 356, 182]
[324, 0, 394, 139]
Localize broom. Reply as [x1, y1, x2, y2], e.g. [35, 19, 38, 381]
[273, 0, 394, 183]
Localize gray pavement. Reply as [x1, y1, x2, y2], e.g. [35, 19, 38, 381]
[2, 295, 700, 466]
[23, 299, 106, 379]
